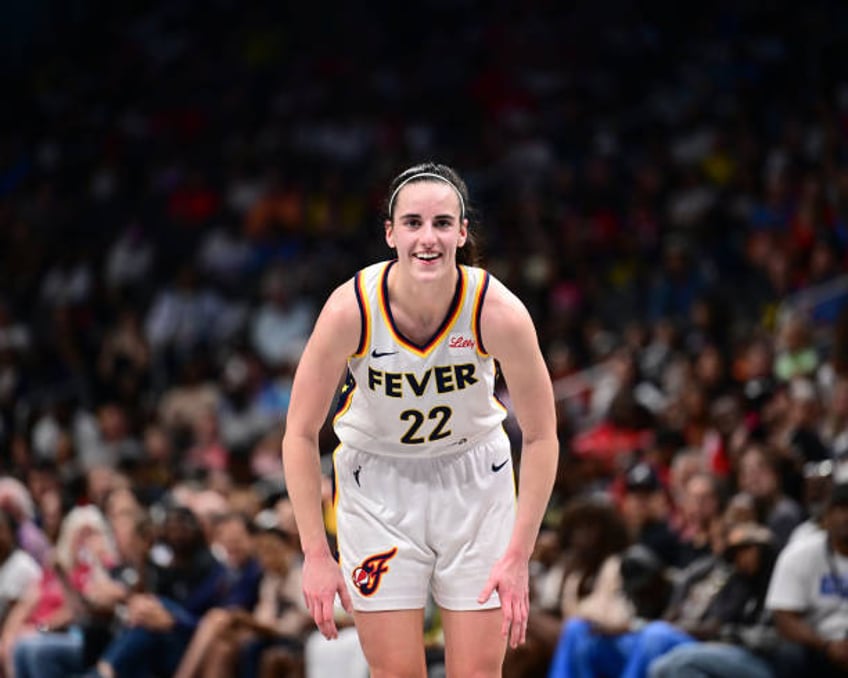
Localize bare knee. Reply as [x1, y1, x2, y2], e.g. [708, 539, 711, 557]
[201, 608, 232, 629]
[445, 657, 502, 678]
[368, 668, 427, 678]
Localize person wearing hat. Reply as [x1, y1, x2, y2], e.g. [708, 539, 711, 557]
[648, 522, 781, 678]
[765, 481, 848, 676]
[618, 461, 687, 569]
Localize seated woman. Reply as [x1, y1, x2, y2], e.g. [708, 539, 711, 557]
[524, 498, 628, 675]
[0, 506, 117, 678]
[173, 518, 310, 678]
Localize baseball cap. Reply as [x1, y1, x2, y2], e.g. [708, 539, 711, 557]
[625, 462, 661, 493]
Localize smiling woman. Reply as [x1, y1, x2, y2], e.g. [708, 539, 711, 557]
[282, 162, 559, 678]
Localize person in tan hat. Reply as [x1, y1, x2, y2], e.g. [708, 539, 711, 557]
[648, 522, 781, 678]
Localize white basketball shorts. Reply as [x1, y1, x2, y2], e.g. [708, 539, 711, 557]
[333, 427, 516, 611]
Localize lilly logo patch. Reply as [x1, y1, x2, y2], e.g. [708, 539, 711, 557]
[448, 335, 475, 349]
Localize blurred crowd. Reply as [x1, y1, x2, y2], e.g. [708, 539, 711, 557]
[1, 0, 848, 676]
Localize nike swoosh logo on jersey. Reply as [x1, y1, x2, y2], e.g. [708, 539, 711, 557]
[371, 349, 398, 358]
[492, 459, 509, 472]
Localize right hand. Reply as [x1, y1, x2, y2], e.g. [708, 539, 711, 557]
[302, 552, 353, 640]
[825, 638, 848, 669]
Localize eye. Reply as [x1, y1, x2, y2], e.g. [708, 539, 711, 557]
[435, 218, 453, 229]
[402, 217, 422, 229]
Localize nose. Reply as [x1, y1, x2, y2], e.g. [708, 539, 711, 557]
[419, 221, 437, 245]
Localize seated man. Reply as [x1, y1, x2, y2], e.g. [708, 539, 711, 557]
[174, 517, 311, 678]
[82, 506, 232, 678]
[765, 481, 848, 677]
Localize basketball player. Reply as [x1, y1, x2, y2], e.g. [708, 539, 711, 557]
[282, 162, 558, 677]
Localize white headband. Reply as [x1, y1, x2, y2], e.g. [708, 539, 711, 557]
[387, 172, 466, 220]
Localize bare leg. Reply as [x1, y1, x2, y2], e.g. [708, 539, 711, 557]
[173, 608, 233, 678]
[198, 633, 242, 678]
[258, 646, 305, 678]
[353, 609, 427, 678]
[95, 660, 115, 678]
[441, 608, 506, 678]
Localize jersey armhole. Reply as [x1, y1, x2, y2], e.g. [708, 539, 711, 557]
[351, 271, 370, 358]
[472, 270, 491, 357]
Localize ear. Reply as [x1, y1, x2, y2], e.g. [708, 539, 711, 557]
[384, 219, 395, 249]
[457, 218, 468, 248]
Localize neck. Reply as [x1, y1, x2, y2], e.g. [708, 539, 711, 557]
[389, 264, 457, 320]
[831, 535, 848, 557]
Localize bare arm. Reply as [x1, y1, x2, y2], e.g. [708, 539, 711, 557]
[483, 278, 558, 563]
[281, 280, 360, 638]
[477, 277, 559, 647]
[773, 609, 829, 653]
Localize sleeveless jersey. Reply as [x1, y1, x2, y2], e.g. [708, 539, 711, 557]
[333, 260, 507, 457]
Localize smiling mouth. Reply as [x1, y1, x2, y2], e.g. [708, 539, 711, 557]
[414, 253, 441, 261]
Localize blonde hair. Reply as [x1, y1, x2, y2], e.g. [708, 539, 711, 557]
[54, 505, 115, 572]
[0, 477, 35, 520]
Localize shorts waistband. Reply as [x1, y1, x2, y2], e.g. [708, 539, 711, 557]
[339, 426, 508, 460]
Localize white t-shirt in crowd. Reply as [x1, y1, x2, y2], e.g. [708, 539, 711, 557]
[766, 531, 848, 641]
[0, 549, 42, 618]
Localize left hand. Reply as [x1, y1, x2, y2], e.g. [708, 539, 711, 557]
[477, 550, 529, 649]
[126, 594, 173, 630]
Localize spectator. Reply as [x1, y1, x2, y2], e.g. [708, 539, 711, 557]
[2, 506, 117, 678]
[81, 505, 229, 678]
[669, 471, 723, 568]
[0, 508, 41, 627]
[617, 462, 685, 568]
[765, 481, 848, 677]
[174, 519, 310, 678]
[248, 265, 315, 371]
[212, 512, 262, 613]
[649, 522, 780, 678]
[774, 314, 820, 384]
[737, 443, 804, 549]
[0, 477, 51, 566]
[819, 377, 848, 460]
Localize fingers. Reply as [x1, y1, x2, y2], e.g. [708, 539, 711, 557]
[500, 589, 529, 648]
[509, 592, 528, 648]
[339, 582, 354, 614]
[318, 595, 339, 640]
[307, 591, 338, 640]
[477, 577, 496, 605]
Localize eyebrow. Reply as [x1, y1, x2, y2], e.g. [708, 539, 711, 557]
[398, 212, 457, 221]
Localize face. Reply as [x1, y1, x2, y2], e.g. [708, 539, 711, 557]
[255, 532, 291, 575]
[385, 181, 467, 279]
[732, 543, 762, 575]
[682, 476, 719, 526]
[163, 510, 202, 555]
[738, 449, 778, 499]
[828, 505, 848, 547]
[216, 518, 254, 568]
[106, 489, 140, 524]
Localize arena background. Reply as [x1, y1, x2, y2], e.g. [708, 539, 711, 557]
[1, 1, 848, 676]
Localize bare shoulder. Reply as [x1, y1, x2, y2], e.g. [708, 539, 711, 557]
[310, 277, 362, 357]
[479, 274, 537, 358]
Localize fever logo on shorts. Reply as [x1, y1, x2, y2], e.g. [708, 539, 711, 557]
[351, 546, 398, 596]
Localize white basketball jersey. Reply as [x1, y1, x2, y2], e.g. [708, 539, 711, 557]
[333, 260, 507, 457]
